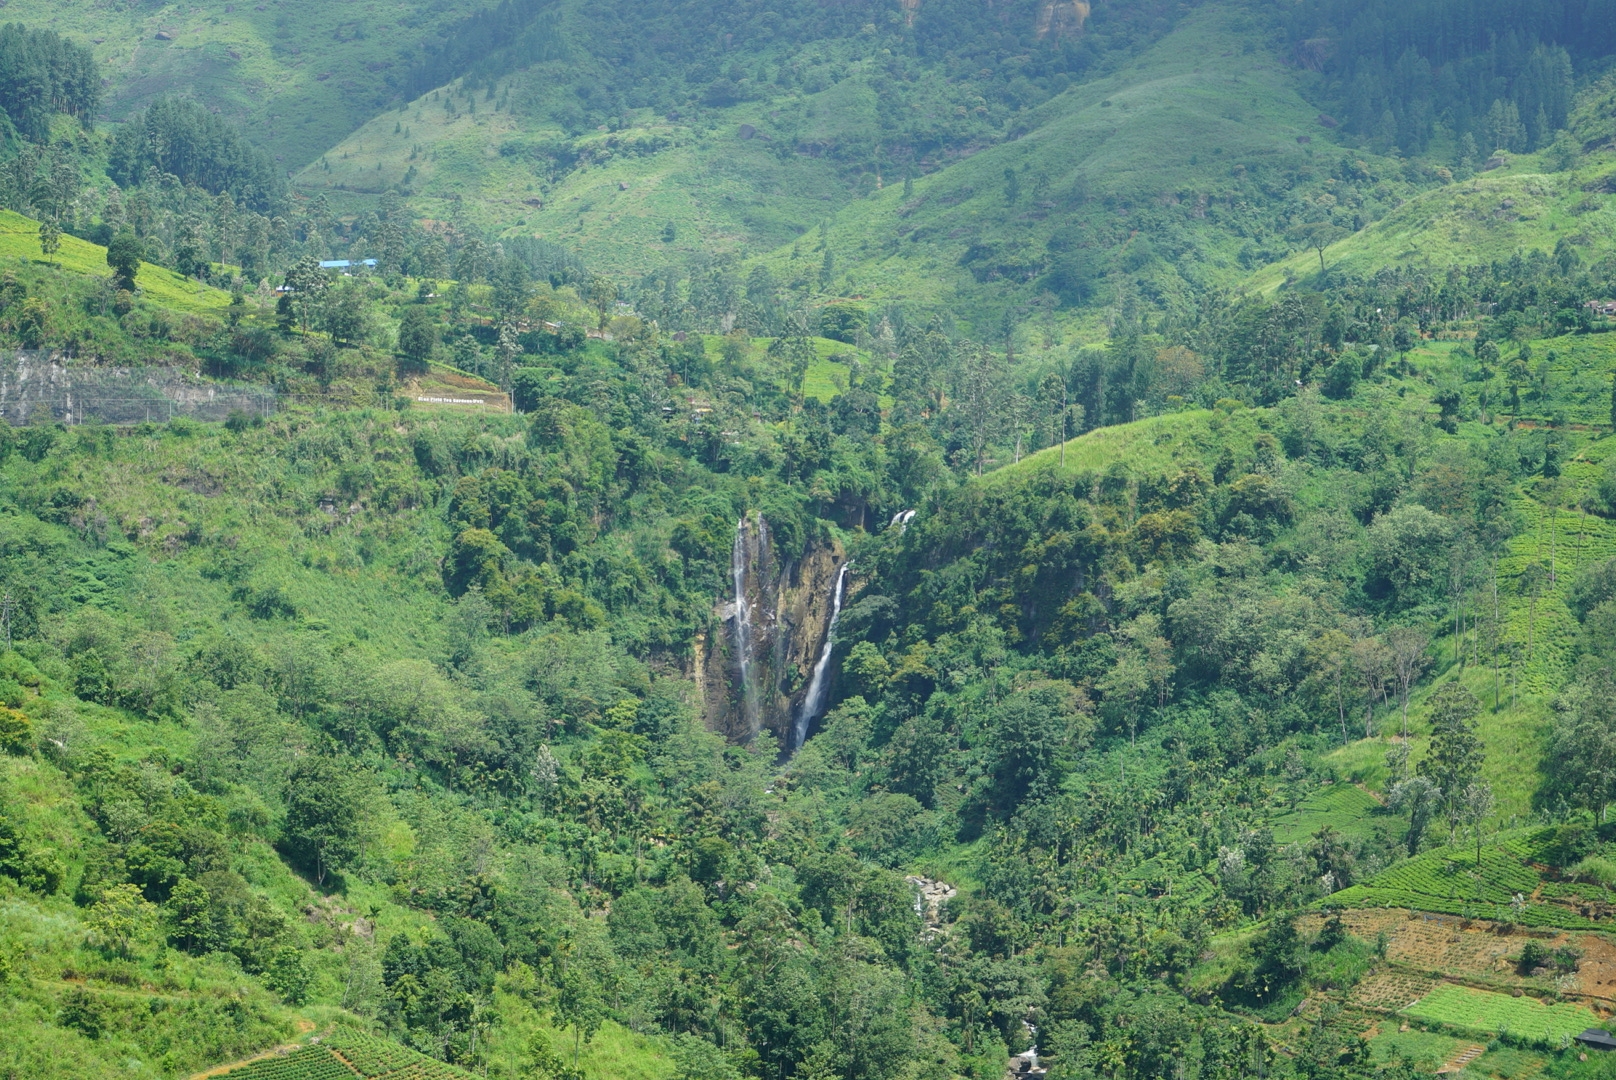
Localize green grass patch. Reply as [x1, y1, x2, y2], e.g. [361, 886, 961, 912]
[0, 210, 230, 316]
[1366, 1028, 1469, 1072]
[1271, 783, 1387, 845]
[1402, 983, 1599, 1045]
[984, 407, 1266, 487]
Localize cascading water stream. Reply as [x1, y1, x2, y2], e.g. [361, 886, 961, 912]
[731, 516, 759, 733]
[793, 562, 849, 751]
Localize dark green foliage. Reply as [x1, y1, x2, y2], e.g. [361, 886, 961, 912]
[0, 24, 99, 141]
[401, 0, 564, 102]
[1288, 0, 1577, 155]
[0, 810, 60, 893]
[109, 98, 287, 212]
[1547, 667, 1616, 821]
[280, 755, 372, 886]
[104, 230, 142, 291]
[397, 305, 439, 375]
[1418, 683, 1485, 837]
[981, 685, 1082, 817]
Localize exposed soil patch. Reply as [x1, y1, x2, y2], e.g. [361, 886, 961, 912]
[1313, 908, 1616, 1015]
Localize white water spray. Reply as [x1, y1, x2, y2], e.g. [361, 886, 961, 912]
[793, 562, 849, 750]
[732, 516, 759, 733]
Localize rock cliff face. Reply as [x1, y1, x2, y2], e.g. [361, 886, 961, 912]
[695, 514, 845, 751]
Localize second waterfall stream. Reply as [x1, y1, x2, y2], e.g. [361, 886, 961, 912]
[792, 561, 849, 751]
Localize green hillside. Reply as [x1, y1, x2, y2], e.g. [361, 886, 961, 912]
[1244, 155, 1616, 294]
[747, 5, 1427, 337]
[299, 3, 1437, 342]
[3, 0, 487, 168]
[5, 0, 1616, 1078]
[0, 210, 232, 316]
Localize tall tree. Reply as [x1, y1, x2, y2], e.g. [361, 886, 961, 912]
[959, 341, 1005, 476]
[282, 755, 372, 886]
[36, 217, 59, 264]
[1417, 683, 1484, 842]
[1387, 627, 1430, 737]
[396, 305, 438, 375]
[284, 255, 329, 334]
[1547, 669, 1616, 822]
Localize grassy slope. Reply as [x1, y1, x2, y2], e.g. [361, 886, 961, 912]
[1246, 70, 1616, 294]
[297, 76, 868, 268]
[982, 407, 1266, 484]
[0, 412, 690, 1078]
[1245, 157, 1616, 293]
[0, 210, 231, 315]
[751, 6, 1338, 325]
[3, 0, 483, 168]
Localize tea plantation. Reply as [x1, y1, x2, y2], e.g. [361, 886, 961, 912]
[1401, 984, 1601, 1045]
[1329, 831, 1616, 930]
[212, 1030, 477, 1080]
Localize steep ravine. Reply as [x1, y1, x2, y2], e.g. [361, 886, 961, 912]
[693, 515, 847, 751]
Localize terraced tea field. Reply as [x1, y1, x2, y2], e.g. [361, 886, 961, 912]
[1401, 984, 1600, 1044]
[1328, 838, 1609, 930]
[204, 1030, 477, 1080]
[1271, 783, 1387, 845]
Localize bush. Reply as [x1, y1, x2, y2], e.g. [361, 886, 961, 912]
[1571, 855, 1616, 888]
[1518, 940, 1550, 973]
[58, 987, 108, 1039]
[0, 706, 30, 753]
[232, 582, 297, 620]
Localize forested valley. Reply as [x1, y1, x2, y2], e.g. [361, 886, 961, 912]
[2, 1, 1616, 1079]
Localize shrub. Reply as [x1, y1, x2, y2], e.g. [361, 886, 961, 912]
[1518, 940, 1549, 974]
[1571, 855, 1616, 888]
[0, 706, 29, 753]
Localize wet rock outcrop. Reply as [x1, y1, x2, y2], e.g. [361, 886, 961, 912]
[694, 514, 846, 751]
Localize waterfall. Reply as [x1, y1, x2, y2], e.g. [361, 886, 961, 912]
[793, 562, 849, 750]
[731, 516, 759, 733]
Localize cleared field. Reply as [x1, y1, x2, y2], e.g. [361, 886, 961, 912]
[1350, 970, 1443, 1013]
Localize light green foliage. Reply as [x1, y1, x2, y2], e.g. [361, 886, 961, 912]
[1329, 830, 1615, 928]
[85, 882, 157, 958]
[1402, 983, 1599, 1045]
